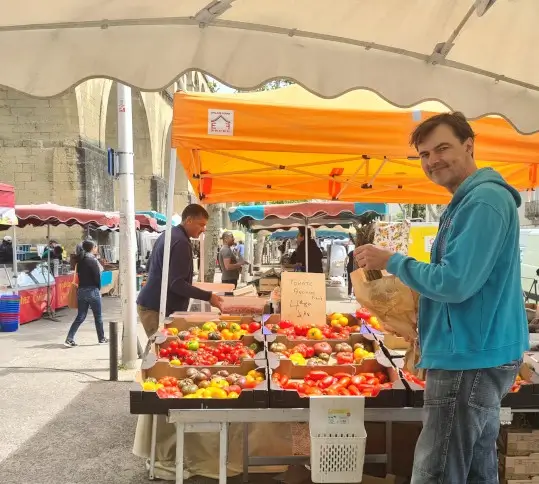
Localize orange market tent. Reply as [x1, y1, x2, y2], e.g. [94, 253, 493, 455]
[171, 85, 539, 204]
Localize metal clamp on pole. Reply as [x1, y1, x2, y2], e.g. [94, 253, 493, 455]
[109, 321, 119, 381]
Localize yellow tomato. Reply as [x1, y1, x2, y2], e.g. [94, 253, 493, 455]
[201, 322, 217, 332]
[290, 353, 306, 366]
[142, 381, 157, 392]
[331, 313, 343, 320]
[229, 323, 241, 333]
[339, 316, 349, 326]
[209, 387, 228, 399]
[307, 328, 323, 340]
[330, 319, 341, 328]
[198, 331, 209, 340]
[169, 359, 182, 367]
[221, 329, 233, 340]
[228, 391, 240, 399]
[232, 332, 242, 340]
[210, 378, 230, 388]
[168, 327, 179, 336]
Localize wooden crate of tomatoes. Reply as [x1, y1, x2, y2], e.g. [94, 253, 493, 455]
[403, 363, 539, 409]
[268, 359, 407, 408]
[130, 360, 268, 414]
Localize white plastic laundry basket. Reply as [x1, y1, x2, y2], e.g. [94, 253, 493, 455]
[309, 396, 367, 483]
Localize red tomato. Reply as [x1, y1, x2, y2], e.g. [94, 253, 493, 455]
[228, 385, 242, 394]
[307, 387, 323, 396]
[338, 388, 351, 396]
[351, 375, 366, 386]
[240, 323, 250, 331]
[249, 322, 261, 333]
[348, 384, 361, 396]
[284, 381, 299, 390]
[307, 371, 329, 381]
[159, 348, 170, 358]
[337, 377, 351, 388]
[318, 376, 336, 389]
[280, 375, 290, 387]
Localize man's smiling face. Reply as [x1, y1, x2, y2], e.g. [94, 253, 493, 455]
[417, 124, 476, 193]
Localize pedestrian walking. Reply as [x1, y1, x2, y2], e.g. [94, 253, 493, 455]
[64, 239, 108, 347]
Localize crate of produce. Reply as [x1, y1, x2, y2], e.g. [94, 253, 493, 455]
[220, 296, 269, 316]
[164, 316, 264, 341]
[154, 336, 263, 367]
[269, 359, 407, 409]
[130, 360, 268, 414]
[268, 333, 378, 367]
[259, 277, 280, 293]
[404, 362, 539, 409]
[263, 312, 362, 340]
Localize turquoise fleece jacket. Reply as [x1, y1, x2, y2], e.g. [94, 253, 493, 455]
[387, 168, 528, 370]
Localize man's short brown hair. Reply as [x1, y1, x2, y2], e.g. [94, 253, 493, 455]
[410, 112, 475, 150]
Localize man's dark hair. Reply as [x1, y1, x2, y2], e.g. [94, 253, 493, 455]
[181, 204, 209, 220]
[82, 240, 95, 253]
[410, 112, 475, 150]
[50, 239, 58, 245]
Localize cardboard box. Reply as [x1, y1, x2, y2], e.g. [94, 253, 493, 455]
[499, 454, 539, 480]
[259, 277, 280, 292]
[501, 479, 539, 484]
[499, 427, 539, 456]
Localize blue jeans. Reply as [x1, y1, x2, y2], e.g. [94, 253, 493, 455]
[67, 287, 105, 341]
[411, 361, 521, 484]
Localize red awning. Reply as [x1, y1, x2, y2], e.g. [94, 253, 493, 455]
[135, 214, 160, 232]
[15, 204, 121, 229]
[0, 184, 15, 208]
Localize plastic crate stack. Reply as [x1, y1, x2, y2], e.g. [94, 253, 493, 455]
[0, 294, 20, 332]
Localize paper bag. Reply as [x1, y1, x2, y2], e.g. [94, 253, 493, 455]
[350, 270, 424, 376]
[350, 270, 418, 341]
[67, 269, 79, 309]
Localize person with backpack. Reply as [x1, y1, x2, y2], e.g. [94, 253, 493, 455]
[64, 239, 108, 347]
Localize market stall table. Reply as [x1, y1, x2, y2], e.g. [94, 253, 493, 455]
[167, 406, 536, 484]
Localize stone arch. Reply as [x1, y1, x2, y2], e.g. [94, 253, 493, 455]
[0, 85, 94, 247]
[105, 84, 154, 212]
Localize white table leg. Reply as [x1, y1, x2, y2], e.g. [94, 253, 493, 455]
[176, 422, 185, 484]
[149, 414, 157, 480]
[219, 422, 228, 484]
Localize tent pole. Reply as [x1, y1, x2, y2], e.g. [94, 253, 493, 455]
[11, 225, 18, 295]
[45, 224, 55, 317]
[159, 147, 177, 325]
[117, 83, 138, 369]
[304, 217, 309, 272]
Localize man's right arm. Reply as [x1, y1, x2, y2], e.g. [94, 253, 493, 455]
[169, 239, 212, 302]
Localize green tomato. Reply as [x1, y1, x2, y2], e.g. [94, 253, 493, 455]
[187, 340, 200, 351]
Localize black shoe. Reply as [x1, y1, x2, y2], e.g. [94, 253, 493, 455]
[99, 338, 109, 344]
[64, 339, 77, 347]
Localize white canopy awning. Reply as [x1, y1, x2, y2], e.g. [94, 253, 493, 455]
[1, 0, 539, 133]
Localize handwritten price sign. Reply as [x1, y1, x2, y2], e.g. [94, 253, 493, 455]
[280, 272, 326, 327]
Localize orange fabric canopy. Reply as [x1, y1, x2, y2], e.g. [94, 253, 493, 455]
[172, 86, 539, 204]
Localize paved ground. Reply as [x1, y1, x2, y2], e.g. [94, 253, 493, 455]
[0, 283, 356, 484]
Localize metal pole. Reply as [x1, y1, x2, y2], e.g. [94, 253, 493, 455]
[199, 231, 205, 282]
[109, 321, 119, 381]
[11, 225, 18, 295]
[117, 83, 138, 369]
[46, 224, 55, 316]
[159, 147, 177, 325]
[304, 218, 309, 272]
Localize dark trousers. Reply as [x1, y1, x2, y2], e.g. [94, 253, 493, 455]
[67, 286, 105, 341]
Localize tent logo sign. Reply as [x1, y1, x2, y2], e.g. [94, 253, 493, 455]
[208, 109, 234, 136]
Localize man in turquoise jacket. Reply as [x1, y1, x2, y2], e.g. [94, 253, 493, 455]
[356, 112, 528, 484]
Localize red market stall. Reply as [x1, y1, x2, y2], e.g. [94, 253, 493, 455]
[14, 203, 123, 324]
